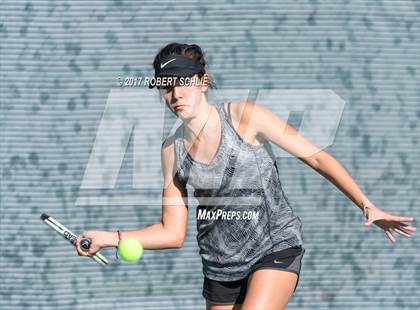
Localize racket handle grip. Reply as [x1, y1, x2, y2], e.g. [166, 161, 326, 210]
[80, 238, 91, 252]
[80, 238, 109, 266]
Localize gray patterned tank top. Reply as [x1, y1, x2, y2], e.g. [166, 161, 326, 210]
[174, 102, 304, 281]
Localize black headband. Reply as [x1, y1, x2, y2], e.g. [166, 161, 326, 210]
[149, 54, 205, 89]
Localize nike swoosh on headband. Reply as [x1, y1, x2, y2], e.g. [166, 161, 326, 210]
[160, 58, 176, 68]
[274, 260, 283, 264]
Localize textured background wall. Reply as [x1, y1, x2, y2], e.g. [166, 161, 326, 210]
[1, 1, 419, 309]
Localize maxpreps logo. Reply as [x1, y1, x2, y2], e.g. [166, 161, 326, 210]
[197, 209, 260, 221]
[75, 89, 345, 207]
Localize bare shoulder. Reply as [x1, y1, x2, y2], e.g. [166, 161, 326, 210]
[161, 124, 184, 153]
[161, 133, 176, 152]
[223, 100, 265, 145]
[223, 100, 255, 123]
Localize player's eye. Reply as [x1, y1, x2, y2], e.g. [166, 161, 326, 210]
[158, 85, 174, 96]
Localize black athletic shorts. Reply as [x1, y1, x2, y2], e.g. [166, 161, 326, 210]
[203, 246, 306, 305]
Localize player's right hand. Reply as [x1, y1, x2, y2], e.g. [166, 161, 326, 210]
[75, 231, 117, 257]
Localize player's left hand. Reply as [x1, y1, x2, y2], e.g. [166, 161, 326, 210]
[363, 204, 416, 243]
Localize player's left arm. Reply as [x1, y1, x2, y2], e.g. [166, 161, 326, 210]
[248, 101, 416, 242]
[249, 101, 371, 211]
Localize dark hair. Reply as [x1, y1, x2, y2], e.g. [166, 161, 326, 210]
[152, 42, 216, 89]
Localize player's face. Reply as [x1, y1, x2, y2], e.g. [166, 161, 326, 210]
[159, 74, 209, 119]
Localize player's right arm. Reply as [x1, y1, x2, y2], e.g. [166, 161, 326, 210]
[76, 137, 189, 256]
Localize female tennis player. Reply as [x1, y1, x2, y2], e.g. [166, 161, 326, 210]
[76, 42, 416, 310]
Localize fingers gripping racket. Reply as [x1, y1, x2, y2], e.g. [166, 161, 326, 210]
[40, 213, 109, 266]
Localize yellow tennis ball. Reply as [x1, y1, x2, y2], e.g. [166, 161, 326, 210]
[117, 238, 143, 263]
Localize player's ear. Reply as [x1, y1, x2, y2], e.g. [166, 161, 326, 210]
[200, 73, 210, 93]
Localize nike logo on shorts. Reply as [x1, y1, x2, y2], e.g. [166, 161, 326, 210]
[161, 58, 176, 68]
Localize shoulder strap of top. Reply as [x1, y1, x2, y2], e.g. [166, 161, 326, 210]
[216, 102, 231, 127]
[217, 102, 240, 140]
[173, 124, 187, 159]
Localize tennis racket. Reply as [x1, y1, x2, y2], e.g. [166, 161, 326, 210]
[40, 213, 109, 266]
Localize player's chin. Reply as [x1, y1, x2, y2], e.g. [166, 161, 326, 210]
[174, 106, 188, 115]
